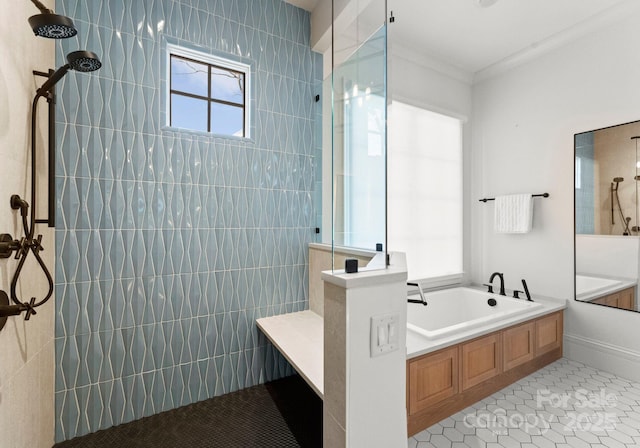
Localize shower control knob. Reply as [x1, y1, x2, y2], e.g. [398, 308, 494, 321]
[0, 234, 20, 259]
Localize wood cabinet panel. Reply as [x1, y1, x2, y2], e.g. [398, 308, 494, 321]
[535, 311, 562, 356]
[461, 333, 502, 391]
[605, 293, 619, 307]
[503, 322, 535, 371]
[618, 287, 634, 310]
[408, 346, 458, 415]
[407, 310, 564, 437]
[590, 286, 635, 311]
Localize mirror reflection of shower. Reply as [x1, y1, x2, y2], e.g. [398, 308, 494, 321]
[611, 177, 632, 235]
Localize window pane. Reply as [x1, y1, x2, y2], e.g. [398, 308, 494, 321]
[210, 102, 243, 137]
[387, 102, 463, 280]
[171, 56, 208, 97]
[211, 66, 244, 104]
[171, 94, 208, 132]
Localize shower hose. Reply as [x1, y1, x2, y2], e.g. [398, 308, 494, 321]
[3, 195, 54, 320]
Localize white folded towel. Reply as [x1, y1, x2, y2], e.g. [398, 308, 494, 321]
[494, 194, 534, 234]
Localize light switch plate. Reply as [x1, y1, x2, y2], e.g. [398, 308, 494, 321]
[370, 313, 400, 357]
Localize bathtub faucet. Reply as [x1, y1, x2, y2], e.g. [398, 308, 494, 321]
[486, 272, 506, 296]
[407, 282, 427, 306]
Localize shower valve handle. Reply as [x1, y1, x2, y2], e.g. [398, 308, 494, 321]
[512, 290, 524, 299]
[0, 234, 21, 259]
[483, 283, 494, 293]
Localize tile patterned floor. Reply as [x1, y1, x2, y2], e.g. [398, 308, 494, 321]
[409, 358, 640, 448]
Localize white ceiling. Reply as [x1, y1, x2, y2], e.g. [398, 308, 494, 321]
[286, 0, 633, 76]
[388, 0, 630, 74]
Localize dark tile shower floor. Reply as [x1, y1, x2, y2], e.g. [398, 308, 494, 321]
[54, 375, 322, 448]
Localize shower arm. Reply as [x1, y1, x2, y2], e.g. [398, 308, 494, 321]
[30, 0, 53, 14]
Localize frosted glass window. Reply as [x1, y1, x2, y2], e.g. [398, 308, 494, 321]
[168, 45, 251, 138]
[388, 102, 463, 281]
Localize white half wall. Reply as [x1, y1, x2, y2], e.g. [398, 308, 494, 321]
[471, 11, 640, 380]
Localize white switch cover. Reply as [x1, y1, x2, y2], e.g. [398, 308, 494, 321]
[370, 313, 400, 357]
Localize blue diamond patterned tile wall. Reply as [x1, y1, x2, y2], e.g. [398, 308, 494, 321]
[54, 0, 320, 442]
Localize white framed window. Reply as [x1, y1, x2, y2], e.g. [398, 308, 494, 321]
[167, 44, 251, 138]
[388, 102, 463, 284]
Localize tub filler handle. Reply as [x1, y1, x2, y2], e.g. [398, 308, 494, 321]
[407, 282, 427, 306]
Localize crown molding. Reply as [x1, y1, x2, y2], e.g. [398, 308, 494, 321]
[392, 43, 474, 85]
[474, 0, 640, 83]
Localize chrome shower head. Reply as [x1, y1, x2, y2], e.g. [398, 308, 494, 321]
[36, 51, 102, 97]
[28, 0, 77, 39]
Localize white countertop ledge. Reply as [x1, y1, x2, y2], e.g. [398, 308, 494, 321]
[321, 252, 408, 289]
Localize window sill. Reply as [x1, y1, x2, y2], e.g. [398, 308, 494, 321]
[161, 125, 255, 143]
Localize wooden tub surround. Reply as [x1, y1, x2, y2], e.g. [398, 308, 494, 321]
[407, 311, 563, 436]
[589, 286, 635, 311]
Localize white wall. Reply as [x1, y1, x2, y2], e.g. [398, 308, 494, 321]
[0, 2, 55, 447]
[471, 12, 640, 380]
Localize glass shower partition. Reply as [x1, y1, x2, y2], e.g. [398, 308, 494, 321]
[331, 0, 388, 271]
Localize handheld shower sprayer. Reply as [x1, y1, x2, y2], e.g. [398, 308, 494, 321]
[611, 177, 632, 235]
[36, 51, 102, 98]
[613, 177, 624, 191]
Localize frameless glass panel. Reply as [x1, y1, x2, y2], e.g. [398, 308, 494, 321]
[211, 66, 244, 105]
[171, 94, 208, 132]
[171, 56, 208, 97]
[332, 0, 387, 268]
[210, 102, 244, 137]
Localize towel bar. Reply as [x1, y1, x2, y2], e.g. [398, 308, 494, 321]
[479, 193, 549, 203]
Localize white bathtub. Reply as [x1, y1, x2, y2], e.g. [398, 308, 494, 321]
[407, 287, 542, 340]
[575, 274, 624, 300]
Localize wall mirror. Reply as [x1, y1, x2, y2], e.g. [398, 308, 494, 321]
[575, 120, 640, 312]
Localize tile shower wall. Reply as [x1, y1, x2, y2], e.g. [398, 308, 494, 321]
[54, 0, 321, 441]
[575, 131, 595, 234]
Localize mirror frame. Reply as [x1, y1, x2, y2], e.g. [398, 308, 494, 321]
[574, 120, 640, 313]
